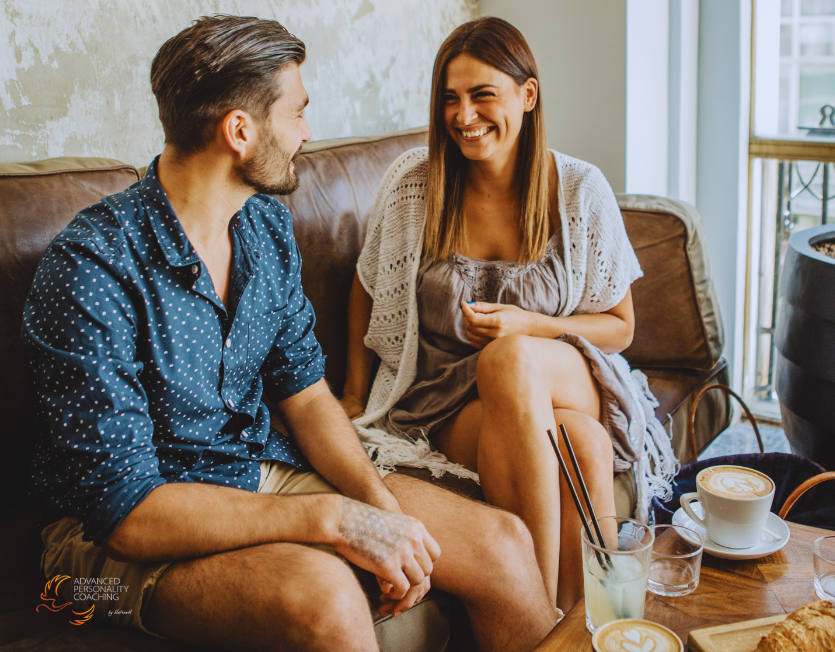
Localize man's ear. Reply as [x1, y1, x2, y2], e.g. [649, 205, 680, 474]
[220, 110, 255, 158]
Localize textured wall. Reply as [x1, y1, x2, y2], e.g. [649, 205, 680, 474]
[1, 0, 477, 165]
[480, 0, 627, 193]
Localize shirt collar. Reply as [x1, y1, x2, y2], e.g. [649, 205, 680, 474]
[140, 156, 263, 268]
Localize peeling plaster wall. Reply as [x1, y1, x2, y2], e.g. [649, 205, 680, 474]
[1, 0, 477, 165]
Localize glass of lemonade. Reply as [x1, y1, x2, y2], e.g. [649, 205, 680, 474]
[582, 516, 654, 634]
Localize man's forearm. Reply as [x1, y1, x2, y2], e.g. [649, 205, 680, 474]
[278, 379, 397, 511]
[103, 482, 341, 563]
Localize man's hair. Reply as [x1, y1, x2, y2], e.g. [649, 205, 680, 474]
[150, 15, 306, 154]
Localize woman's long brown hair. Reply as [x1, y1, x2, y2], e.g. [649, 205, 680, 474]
[424, 17, 551, 264]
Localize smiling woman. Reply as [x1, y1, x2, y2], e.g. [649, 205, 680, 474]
[426, 18, 548, 264]
[341, 17, 677, 614]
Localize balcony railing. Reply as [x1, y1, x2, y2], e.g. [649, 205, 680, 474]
[743, 137, 835, 420]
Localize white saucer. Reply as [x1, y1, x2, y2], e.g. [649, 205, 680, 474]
[671, 505, 790, 560]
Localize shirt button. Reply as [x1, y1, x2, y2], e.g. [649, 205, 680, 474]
[227, 398, 235, 409]
[191, 264, 199, 274]
[225, 338, 232, 349]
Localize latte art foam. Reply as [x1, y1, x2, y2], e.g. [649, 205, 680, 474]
[594, 620, 681, 652]
[699, 466, 773, 499]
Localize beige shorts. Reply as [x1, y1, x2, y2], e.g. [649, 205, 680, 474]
[41, 461, 338, 636]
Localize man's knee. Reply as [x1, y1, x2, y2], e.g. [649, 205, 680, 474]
[481, 509, 536, 574]
[278, 551, 375, 649]
[147, 544, 378, 652]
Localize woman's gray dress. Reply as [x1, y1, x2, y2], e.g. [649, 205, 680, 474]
[388, 233, 636, 461]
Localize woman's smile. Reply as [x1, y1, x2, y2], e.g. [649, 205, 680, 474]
[459, 126, 496, 140]
[443, 53, 535, 163]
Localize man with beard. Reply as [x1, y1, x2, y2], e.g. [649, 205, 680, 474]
[21, 15, 556, 652]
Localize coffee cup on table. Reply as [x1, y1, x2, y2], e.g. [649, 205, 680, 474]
[679, 465, 775, 549]
[592, 619, 683, 652]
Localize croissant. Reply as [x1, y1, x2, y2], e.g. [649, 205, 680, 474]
[756, 600, 835, 652]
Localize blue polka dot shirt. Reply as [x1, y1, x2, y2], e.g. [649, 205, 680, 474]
[22, 157, 325, 546]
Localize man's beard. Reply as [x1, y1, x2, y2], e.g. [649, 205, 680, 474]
[236, 128, 301, 196]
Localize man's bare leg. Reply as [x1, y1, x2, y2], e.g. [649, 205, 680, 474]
[143, 542, 379, 652]
[383, 473, 557, 652]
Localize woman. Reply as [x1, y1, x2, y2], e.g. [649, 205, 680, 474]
[341, 17, 675, 612]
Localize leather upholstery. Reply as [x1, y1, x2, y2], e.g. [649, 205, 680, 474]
[281, 129, 429, 393]
[0, 159, 140, 507]
[0, 130, 731, 651]
[620, 195, 725, 371]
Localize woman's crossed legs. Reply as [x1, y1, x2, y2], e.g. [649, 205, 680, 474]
[434, 334, 617, 613]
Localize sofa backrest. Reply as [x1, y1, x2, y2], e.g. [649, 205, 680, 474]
[0, 159, 141, 507]
[280, 129, 429, 393]
[0, 129, 723, 507]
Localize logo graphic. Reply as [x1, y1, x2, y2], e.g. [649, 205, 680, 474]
[36, 575, 95, 625]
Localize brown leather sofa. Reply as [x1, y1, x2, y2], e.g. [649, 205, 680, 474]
[0, 128, 730, 651]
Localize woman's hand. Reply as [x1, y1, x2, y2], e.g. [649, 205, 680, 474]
[460, 301, 541, 349]
[339, 393, 366, 420]
[459, 289, 636, 353]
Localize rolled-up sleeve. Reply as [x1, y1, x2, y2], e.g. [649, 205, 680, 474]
[22, 237, 165, 546]
[261, 241, 325, 403]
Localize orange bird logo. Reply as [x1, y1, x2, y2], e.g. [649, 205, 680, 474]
[36, 575, 95, 625]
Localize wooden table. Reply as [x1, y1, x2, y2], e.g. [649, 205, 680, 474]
[534, 522, 828, 651]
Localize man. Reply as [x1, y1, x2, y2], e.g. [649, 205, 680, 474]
[22, 15, 556, 652]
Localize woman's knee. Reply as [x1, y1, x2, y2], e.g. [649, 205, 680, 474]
[477, 336, 583, 389]
[477, 334, 540, 390]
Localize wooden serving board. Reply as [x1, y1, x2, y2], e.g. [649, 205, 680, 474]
[688, 615, 787, 652]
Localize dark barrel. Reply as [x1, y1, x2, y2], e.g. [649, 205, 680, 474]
[774, 225, 835, 470]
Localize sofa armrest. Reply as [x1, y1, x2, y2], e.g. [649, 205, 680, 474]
[618, 195, 724, 371]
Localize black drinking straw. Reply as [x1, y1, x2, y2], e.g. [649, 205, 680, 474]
[546, 427, 613, 572]
[559, 423, 609, 558]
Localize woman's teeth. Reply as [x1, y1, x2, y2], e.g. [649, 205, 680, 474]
[462, 127, 492, 138]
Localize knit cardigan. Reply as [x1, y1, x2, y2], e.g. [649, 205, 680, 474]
[353, 148, 676, 522]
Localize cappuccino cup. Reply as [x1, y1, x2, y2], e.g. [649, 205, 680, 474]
[680, 465, 774, 549]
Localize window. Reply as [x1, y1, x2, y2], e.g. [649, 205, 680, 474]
[777, 0, 835, 136]
[743, 0, 835, 419]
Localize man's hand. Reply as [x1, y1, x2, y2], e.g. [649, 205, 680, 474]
[377, 574, 431, 618]
[461, 301, 540, 349]
[339, 393, 366, 420]
[332, 497, 440, 616]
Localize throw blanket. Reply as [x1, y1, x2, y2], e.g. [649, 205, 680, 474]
[353, 147, 677, 522]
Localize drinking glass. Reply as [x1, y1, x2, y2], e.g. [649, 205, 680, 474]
[648, 524, 704, 597]
[582, 516, 654, 634]
[813, 535, 835, 601]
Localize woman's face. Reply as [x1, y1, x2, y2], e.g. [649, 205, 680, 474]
[442, 54, 537, 165]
